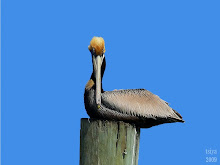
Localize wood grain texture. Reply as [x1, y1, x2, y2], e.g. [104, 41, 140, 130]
[80, 118, 140, 165]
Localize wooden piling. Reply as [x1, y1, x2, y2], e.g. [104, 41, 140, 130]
[80, 118, 140, 165]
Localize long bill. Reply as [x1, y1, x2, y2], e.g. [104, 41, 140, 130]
[92, 55, 102, 106]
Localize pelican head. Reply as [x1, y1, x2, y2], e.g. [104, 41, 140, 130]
[88, 37, 106, 107]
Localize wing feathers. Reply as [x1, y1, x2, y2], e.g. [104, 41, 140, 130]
[101, 89, 183, 121]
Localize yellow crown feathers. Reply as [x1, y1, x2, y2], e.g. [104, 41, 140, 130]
[88, 37, 105, 55]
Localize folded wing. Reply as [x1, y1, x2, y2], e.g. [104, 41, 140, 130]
[101, 89, 184, 122]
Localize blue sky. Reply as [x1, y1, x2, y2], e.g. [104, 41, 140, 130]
[2, 0, 220, 165]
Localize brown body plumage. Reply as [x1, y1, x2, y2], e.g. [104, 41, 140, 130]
[84, 37, 184, 128]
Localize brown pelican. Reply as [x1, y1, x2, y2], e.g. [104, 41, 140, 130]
[84, 37, 184, 128]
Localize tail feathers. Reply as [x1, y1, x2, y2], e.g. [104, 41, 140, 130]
[172, 109, 185, 123]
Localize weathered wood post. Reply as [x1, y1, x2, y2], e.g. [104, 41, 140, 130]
[80, 118, 140, 165]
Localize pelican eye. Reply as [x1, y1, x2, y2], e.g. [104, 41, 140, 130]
[97, 104, 101, 109]
[92, 48, 96, 54]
